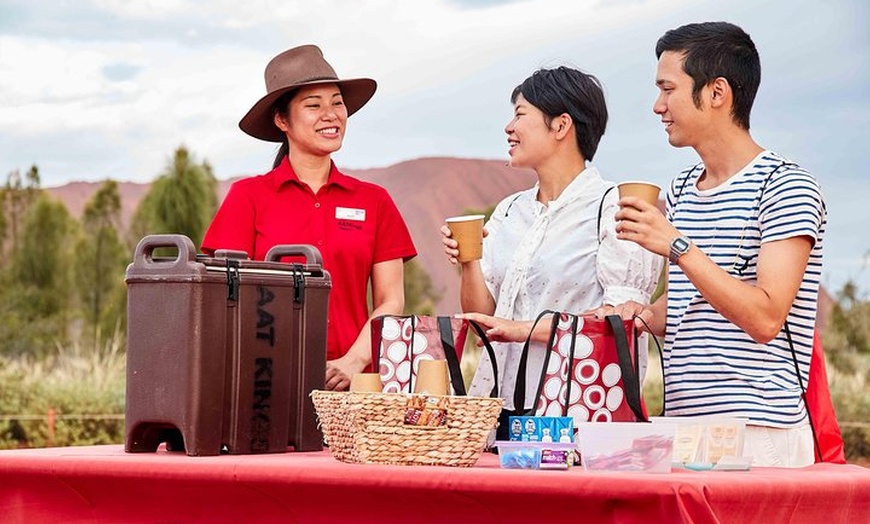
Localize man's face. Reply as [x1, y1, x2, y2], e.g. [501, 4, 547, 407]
[653, 51, 710, 148]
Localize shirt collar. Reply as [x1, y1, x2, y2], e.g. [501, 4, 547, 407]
[526, 164, 605, 212]
[556, 164, 603, 206]
[272, 156, 356, 191]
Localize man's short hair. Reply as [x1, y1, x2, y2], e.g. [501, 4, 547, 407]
[656, 22, 760, 130]
[511, 67, 608, 161]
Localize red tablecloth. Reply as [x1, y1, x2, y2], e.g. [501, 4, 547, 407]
[1, 445, 868, 523]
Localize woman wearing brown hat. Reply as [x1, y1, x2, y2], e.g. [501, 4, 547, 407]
[202, 45, 417, 391]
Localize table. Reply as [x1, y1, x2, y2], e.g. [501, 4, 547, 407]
[1, 445, 868, 523]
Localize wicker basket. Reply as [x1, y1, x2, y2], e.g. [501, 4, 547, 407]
[310, 390, 502, 467]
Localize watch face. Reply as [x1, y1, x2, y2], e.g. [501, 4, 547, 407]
[674, 237, 690, 251]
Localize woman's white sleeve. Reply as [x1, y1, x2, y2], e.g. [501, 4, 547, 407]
[595, 197, 664, 306]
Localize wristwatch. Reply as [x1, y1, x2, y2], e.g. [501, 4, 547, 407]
[668, 236, 691, 264]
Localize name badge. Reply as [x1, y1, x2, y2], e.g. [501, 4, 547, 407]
[336, 207, 366, 221]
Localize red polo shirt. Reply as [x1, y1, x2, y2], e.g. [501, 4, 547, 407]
[201, 158, 417, 361]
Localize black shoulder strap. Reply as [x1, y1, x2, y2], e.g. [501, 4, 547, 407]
[673, 163, 704, 204]
[758, 160, 796, 203]
[596, 185, 616, 243]
[784, 322, 822, 462]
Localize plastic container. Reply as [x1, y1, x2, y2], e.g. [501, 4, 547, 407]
[577, 422, 676, 473]
[495, 441, 576, 470]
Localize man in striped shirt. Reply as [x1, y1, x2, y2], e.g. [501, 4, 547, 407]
[611, 22, 826, 467]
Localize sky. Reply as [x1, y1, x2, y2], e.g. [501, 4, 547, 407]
[1, 0, 868, 294]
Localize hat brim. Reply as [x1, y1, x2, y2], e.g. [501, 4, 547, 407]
[239, 77, 376, 142]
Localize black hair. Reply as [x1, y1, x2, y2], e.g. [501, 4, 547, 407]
[271, 89, 297, 169]
[655, 21, 760, 130]
[510, 66, 608, 161]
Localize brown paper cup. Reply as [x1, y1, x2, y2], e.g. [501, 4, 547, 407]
[618, 181, 662, 207]
[446, 214, 485, 263]
[413, 360, 449, 396]
[350, 373, 383, 393]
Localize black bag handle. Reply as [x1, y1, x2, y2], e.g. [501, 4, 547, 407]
[529, 313, 579, 417]
[407, 315, 418, 393]
[513, 310, 561, 414]
[438, 316, 467, 396]
[632, 315, 666, 416]
[374, 314, 499, 398]
[467, 320, 500, 398]
[606, 315, 647, 422]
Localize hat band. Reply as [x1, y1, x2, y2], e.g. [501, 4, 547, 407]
[295, 75, 339, 84]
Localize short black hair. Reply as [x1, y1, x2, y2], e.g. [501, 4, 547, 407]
[656, 21, 760, 130]
[511, 66, 608, 161]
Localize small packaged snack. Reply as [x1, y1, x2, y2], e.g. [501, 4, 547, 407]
[496, 441, 543, 469]
[539, 443, 576, 470]
[403, 395, 448, 428]
[495, 441, 576, 470]
[508, 416, 574, 442]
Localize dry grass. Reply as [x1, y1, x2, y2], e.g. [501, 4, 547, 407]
[0, 328, 126, 448]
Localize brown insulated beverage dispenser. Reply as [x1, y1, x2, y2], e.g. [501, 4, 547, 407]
[124, 234, 330, 456]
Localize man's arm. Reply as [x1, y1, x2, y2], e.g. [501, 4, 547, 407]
[674, 235, 812, 343]
[616, 196, 813, 344]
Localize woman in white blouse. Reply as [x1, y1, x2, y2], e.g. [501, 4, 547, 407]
[441, 67, 662, 438]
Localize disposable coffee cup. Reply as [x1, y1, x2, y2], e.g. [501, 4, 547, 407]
[413, 360, 449, 396]
[350, 373, 383, 393]
[445, 214, 485, 263]
[617, 181, 662, 207]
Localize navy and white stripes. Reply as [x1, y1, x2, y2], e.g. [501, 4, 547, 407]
[664, 150, 826, 427]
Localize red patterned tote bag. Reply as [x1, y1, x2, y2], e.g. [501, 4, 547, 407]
[513, 311, 647, 426]
[371, 315, 471, 395]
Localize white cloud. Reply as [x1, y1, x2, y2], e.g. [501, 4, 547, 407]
[1, 0, 867, 292]
[90, 0, 190, 19]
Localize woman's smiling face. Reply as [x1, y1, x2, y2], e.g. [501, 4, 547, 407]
[275, 83, 348, 157]
[504, 94, 558, 169]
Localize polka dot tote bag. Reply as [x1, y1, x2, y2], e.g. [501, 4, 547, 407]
[513, 311, 647, 425]
[371, 315, 470, 395]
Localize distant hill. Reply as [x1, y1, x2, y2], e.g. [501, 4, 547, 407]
[45, 157, 537, 314]
[43, 156, 835, 327]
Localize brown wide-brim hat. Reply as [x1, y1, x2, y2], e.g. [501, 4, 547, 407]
[239, 44, 377, 142]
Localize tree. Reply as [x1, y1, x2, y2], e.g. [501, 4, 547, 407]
[403, 259, 441, 315]
[74, 180, 129, 339]
[129, 146, 217, 248]
[0, 165, 41, 261]
[0, 194, 76, 356]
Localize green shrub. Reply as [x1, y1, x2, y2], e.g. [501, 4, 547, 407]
[0, 330, 125, 448]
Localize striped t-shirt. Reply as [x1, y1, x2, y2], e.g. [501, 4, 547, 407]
[664, 150, 826, 428]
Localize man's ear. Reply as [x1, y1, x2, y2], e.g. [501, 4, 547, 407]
[710, 77, 730, 108]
